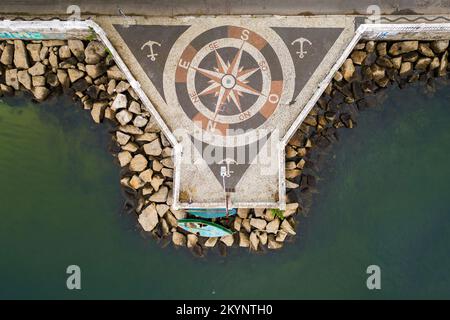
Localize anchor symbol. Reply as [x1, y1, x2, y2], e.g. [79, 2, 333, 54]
[140, 40, 161, 61]
[219, 158, 236, 178]
[291, 37, 312, 59]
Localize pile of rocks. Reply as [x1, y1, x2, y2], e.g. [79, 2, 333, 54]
[1, 37, 448, 256]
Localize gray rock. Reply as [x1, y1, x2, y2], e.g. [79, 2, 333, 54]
[13, 40, 29, 69]
[350, 50, 367, 65]
[205, 237, 218, 248]
[149, 186, 169, 203]
[172, 232, 186, 247]
[119, 125, 143, 135]
[370, 64, 385, 80]
[418, 43, 435, 57]
[265, 218, 280, 234]
[220, 234, 234, 247]
[68, 40, 85, 61]
[281, 219, 296, 235]
[276, 230, 288, 242]
[430, 56, 440, 70]
[133, 115, 148, 128]
[58, 45, 72, 59]
[67, 68, 85, 83]
[107, 65, 126, 81]
[156, 204, 170, 217]
[116, 131, 131, 145]
[365, 41, 375, 53]
[438, 51, 448, 77]
[32, 76, 46, 87]
[138, 203, 159, 232]
[239, 232, 250, 247]
[28, 62, 46, 76]
[129, 175, 145, 190]
[115, 80, 130, 93]
[144, 139, 162, 156]
[150, 175, 164, 191]
[267, 235, 283, 249]
[115, 109, 133, 125]
[187, 234, 198, 248]
[17, 70, 31, 90]
[84, 41, 106, 64]
[5, 69, 19, 90]
[399, 62, 413, 77]
[32, 86, 50, 101]
[129, 154, 148, 172]
[376, 42, 387, 56]
[415, 57, 432, 71]
[91, 102, 106, 123]
[26, 43, 42, 62]
[0, 44, 14, 65]
[431, 40, 449, 54]
[375, 56, 393, 69]
[111, 93, 127, 111]
[118, 151, 132, 167]
[85, 64, 106, 79]
[341, 58, 355, 82]
[250, 218, 267, 230]
[46, 72, 59, 87]
[284, 203, 299, 218]
[388, 41, 418, 56]
[249, 232, 259, 251]
[49, 51, 58, 68]
[128, 101, 141, 114]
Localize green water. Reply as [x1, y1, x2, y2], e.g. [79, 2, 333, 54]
[1, 82, 450, 300]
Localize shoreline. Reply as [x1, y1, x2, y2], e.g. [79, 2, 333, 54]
[1, 35, 449, 256]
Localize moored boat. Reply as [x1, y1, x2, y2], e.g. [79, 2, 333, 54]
[177, 218, 234, 237]
[186, 208, 237, 219]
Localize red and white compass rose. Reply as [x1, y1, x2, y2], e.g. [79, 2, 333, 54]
[174, 26, 285, 136]
[193, 44, 263, 121]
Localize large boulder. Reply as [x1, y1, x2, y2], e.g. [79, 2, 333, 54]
[0, 44, 14, 65]
[17, 70, 31, 90]
[115, 109, 133, 125]
[129, 154, 148, 172]
[26, 43, 42, 62]
[138, 204, 159, 232]
[13, 40, 29, 69]
[144, 139, 162, 156]
[388, 41, 418, 56]
[28, 62, 46, 76]
[32, 86, 50, 101]
[84, 41, 106, 64]
[68, 40, 85, 61]
[250, 218, 267, 230]
[172, 231, 186, 247]
[5, 69, 19, 90]
[341, 58, 355, 82]
[149, 186, 169, 203]
[431, 40, 449, 54]
[111, 93, 127, 111]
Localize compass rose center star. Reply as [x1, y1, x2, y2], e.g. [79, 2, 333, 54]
[192, 44, 263, 120]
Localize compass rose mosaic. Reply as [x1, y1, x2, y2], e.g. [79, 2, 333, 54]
[110, 17, 350, 208]
[174, 26, 284, 136]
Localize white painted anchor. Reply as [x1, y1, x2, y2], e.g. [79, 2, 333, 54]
[141, 40, 161, 61]
[291, 37, 312, 59]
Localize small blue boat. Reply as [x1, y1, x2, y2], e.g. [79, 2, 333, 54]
[178, 218, 234, 238]
[186, 208, 237, 219]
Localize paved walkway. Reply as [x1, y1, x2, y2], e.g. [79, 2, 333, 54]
[97, 15, 355, 208]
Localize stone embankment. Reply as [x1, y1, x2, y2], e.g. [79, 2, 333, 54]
[1, 37, 448, 256]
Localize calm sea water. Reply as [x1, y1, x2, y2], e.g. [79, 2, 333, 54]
[0, 82, 450, 299]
